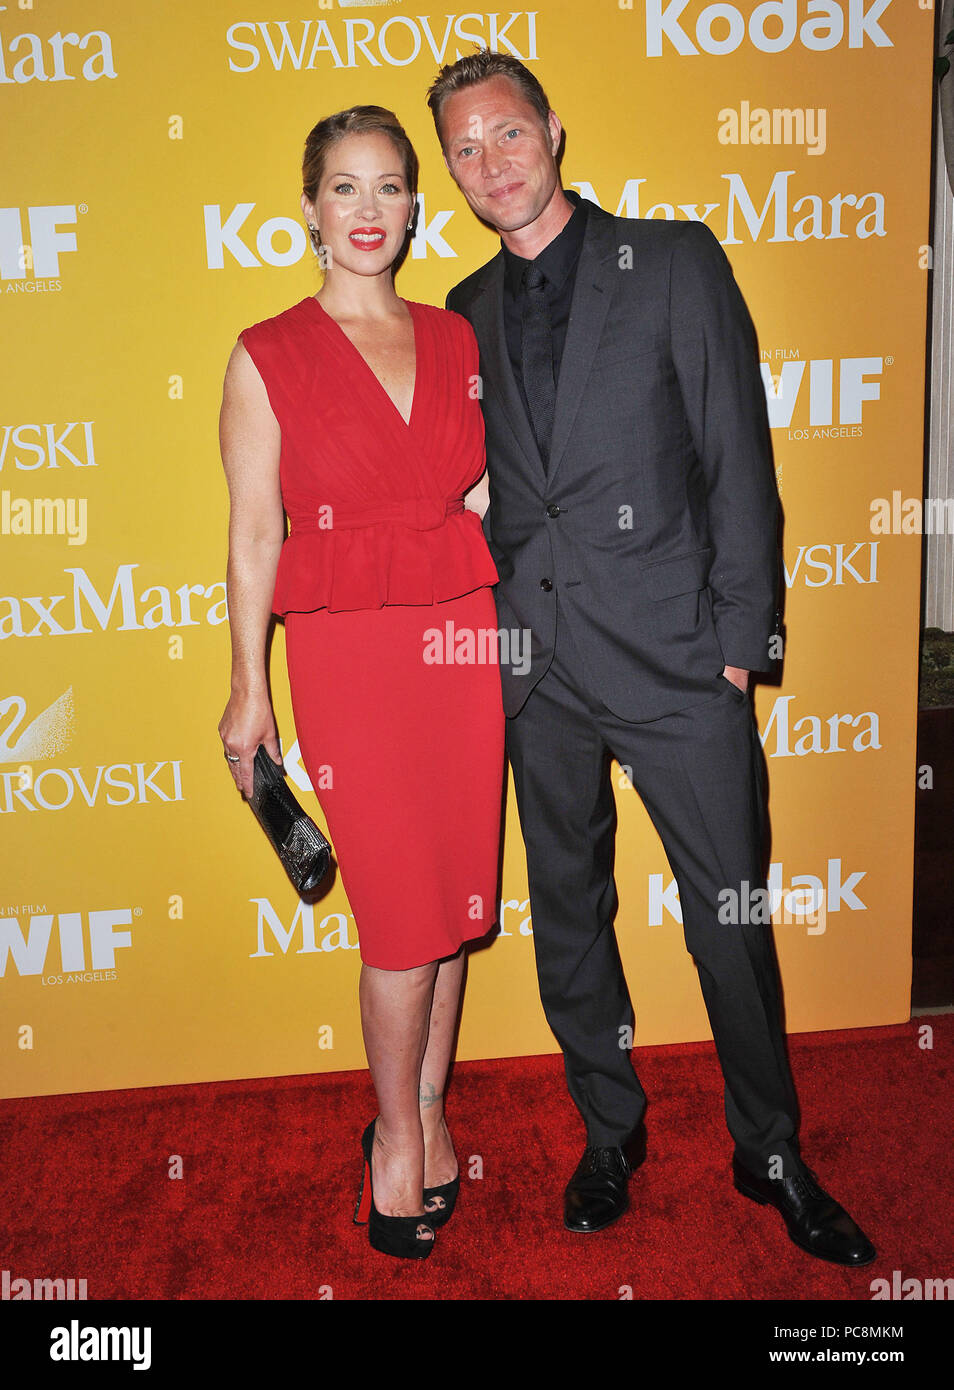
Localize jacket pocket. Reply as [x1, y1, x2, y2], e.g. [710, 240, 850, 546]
[639, 546, 712, 600]
[592, 340, 666, 371]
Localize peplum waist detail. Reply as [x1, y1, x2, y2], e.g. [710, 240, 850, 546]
[292, 495, 464, 533]
[272, 497, 499, 615]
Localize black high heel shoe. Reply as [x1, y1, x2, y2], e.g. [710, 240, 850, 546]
[423, 1174, 460, 1229]
[354, 1120, 435, 1260]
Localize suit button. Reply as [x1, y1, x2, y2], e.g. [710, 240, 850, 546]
[539, 577, 553, 591]
[546, 504, 561, 518]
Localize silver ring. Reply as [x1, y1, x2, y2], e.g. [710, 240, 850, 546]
[224, 751, 240, 763]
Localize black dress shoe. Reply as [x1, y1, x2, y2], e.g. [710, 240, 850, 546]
[564, 1136, 640, 1233]
[732, 1155, 876, 1266]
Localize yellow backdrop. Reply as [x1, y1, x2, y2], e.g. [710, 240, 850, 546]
[0, 0, 935, 1097]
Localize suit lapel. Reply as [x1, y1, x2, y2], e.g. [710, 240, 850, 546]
[467, 202, 622, 490]
[469, 255, 547, 486]
[546, 205, 619, 487]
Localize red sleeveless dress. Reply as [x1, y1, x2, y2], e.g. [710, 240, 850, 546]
[239, 296, 504, 969]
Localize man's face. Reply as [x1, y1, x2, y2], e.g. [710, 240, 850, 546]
[441, 75, 562, 234]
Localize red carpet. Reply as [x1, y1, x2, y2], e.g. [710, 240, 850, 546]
[0, 1018, 950, 1301]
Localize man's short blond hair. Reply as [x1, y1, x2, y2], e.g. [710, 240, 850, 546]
[426, 50, 552, 149]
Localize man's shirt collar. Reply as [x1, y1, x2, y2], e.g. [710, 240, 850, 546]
[502, 188, 588, 295]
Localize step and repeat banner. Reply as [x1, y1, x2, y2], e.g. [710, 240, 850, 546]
[1, 1, 935, 1098]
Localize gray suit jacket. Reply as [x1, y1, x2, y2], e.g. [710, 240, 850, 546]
[446, 195, 780, 721]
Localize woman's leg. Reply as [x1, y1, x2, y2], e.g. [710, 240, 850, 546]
[419, 948, 466, 1189]
[359, 958, 439, 1220]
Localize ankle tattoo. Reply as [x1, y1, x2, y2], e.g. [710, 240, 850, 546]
[419, 1083, 443, 1110]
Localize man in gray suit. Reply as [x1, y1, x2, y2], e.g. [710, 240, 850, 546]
[428, 51, 874, 1265]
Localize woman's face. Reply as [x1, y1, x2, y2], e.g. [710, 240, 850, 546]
[302, 131, 414, 278]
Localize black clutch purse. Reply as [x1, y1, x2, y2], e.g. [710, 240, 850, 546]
[247, 744, 331, 894]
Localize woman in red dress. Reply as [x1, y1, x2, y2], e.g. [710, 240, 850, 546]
[217, 107, 504, 1258]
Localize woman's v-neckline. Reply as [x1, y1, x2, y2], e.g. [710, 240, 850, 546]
[305, 295, 419, 429]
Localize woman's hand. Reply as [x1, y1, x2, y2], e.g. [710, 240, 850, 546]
[218, 690, 282, 799]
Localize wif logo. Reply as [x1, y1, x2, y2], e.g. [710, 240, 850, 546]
[760, 357, 883, 429]
[0, 206, 80, 281]
[0, 909, 135, 979]
[644, 0, 894, 56]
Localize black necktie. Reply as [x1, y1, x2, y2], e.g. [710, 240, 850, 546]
[520, 263, 555, 470]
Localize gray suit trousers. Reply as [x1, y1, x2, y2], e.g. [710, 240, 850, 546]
[504, 593, 802, 1174]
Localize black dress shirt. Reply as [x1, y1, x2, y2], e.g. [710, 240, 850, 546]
[501, 189, 589, 431]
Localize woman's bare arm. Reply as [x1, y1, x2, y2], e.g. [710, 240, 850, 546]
[217, 340, 285, 796]
[463, 468, 489, 518]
